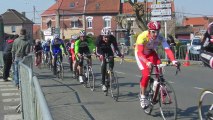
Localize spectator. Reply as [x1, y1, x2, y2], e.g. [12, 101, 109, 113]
[2, 35, 15, 81]
[11, 29, 30, 89]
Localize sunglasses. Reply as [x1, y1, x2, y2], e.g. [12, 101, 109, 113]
[150, 30, 159, 34]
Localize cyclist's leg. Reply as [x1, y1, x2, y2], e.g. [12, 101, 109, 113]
[149, 52, 161, 78]
[77, 56, 84, 83]
[108, 55, 114, 71]
[53, 53, 57, 75]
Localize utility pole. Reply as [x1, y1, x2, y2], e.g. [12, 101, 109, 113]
[33, 6, 35, 23]
[83, 0, 87, 32]
[55, 0, 60, 36]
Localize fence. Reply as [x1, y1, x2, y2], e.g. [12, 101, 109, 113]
[19, 54, 53, 120]
[120, 44, 201, 62]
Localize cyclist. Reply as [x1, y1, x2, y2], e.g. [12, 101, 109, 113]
[96, 28, 123, 92]
[135, 21, 178, 109]
[70, 35, 78, 78]
[34, 39, 43, 67]
[75, 30, 95, 83]
[50, 34, 67, 75]
[42, 39, 51, 64]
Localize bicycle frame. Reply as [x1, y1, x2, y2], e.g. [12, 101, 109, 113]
[143, 64, 178, 120]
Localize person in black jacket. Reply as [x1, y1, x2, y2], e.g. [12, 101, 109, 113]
[96, 28, 123, 91]
[3, 35, 16, 81]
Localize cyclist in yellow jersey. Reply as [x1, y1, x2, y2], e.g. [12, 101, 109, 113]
[135, 21, 179, 109]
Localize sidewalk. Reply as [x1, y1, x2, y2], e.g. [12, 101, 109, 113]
[0, 79, 21, 120]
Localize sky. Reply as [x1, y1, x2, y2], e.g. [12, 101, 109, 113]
[0, 0, 213, 24]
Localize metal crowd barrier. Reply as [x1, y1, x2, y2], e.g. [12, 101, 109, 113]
[19, 54, 53, 120]
[156, 45, 201, 61]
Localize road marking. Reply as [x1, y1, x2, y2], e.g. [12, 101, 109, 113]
[3, 98, 20, 103]
[0, 88, 18, 91]
[0, 85, 14, 88]
[136, 75, 141, 78]
[2, 93, 19, 97]
[194, 87, 204, 90]
[115, 71, 126, 74]
[0, 82, 12, 85]
[4, 106, 18, 111]
[4, 114, 21, 120]
[168, 81, 174, 84]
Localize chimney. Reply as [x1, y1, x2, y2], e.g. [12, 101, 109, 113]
[22, 12, 26, 17]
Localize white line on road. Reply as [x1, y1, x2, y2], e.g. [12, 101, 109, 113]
[115, 71, 126, 74]
[194, 87, 204, 90]
[0, 88, 18, 91]
[4, 106, 18, 111]
[0, 85, 14, 88]
[4, 114, 21, 120]
[168, 81, 174, 84]
[3, 98, 20, 103]
[136, 75, 141, 78]
[0, 82, 12, 85]
[2, 93, 19, 97]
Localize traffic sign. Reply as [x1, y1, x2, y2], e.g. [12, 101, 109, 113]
[151, 16, 171, 21]
[151, 3, 171, 9]
[151, 9, 171, 16]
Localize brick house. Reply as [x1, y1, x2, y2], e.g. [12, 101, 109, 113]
[183, 16, 213, 36]
[41, 0, 120, 40]
[33, 24, 41, 40]
[1, 9, 34, 42]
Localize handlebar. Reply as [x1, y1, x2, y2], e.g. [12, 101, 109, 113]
[150, 62, 181, 75]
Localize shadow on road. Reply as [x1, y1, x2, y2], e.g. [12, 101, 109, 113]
[177, 106, 198, 120]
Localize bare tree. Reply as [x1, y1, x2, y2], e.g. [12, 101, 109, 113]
[128, 0, 147, 31]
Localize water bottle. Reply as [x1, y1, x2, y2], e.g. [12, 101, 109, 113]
[152, 80, 159, 92]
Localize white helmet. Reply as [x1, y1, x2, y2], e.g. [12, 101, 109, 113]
[101, 28, 111, 36]
[54, 34, 60, 39]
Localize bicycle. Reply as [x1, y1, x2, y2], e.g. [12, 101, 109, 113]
[79, 54, 95, 91]
[141, 63, 181, 120]
[43, 51, 52, 69]
[55, 51, 64, 80]
[103, 55, 122, 101]
[198, 89, 213, 120]
[68, 54, 73, 72]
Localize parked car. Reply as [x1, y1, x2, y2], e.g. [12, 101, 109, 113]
[188, 37, 202, 61]
[188, 37, 202, 55]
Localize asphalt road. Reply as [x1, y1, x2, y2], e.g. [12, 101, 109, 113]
[34, 57, 213, 120]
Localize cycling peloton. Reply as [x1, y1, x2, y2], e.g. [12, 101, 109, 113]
[75, 30, 95, 83]
[135, 21, 179, 109]
[96, 28, 123, 92]
[50, 34, 67, 75]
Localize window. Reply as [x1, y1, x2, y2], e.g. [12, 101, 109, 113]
[71, 21, 79, 28]
[104, 19, 111, 28]
[103, 16, 112, 28]
[86, 16, 93, 28]
[70, 3, 75, 8]
[11, 26, 16, 33]
[47, 21, 52, 28]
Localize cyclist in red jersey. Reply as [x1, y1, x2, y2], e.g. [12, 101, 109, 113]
[135, 21, 179, 109]
[70, 35, 78, 78]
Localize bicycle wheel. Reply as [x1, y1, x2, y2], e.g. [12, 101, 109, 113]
[59, 63, 64, 80]
[69, 57, 73, 72]
[198, 89, 213, 120]
[159, 81, 177, 120]
[109, 71, 119, 101]
[88, 67, 95, 91]
[144, 78, 154, 114]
